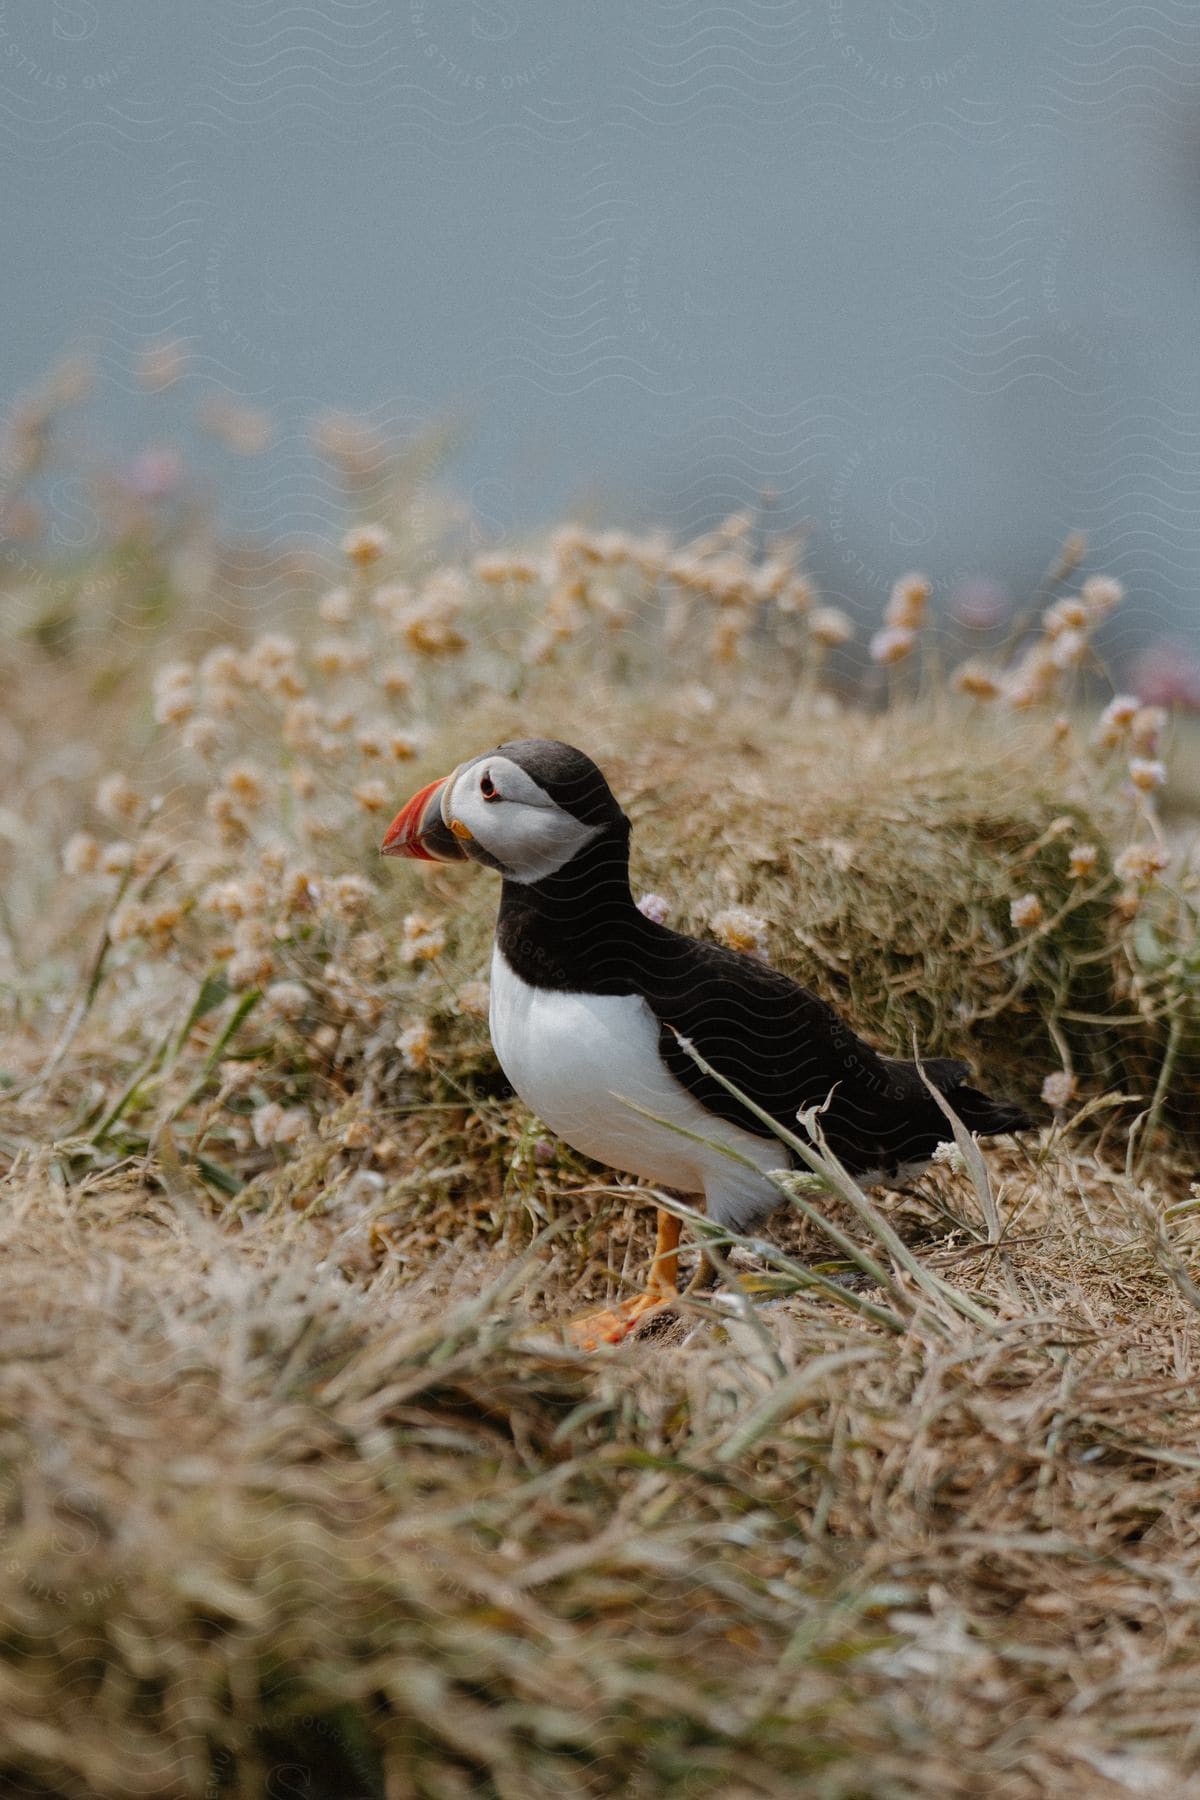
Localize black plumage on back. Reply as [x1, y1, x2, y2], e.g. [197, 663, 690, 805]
[494, 781, 1030, 1181]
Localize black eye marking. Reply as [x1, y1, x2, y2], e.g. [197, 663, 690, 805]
[480, 770, 501, 801]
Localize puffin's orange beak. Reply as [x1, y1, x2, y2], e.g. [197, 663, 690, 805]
[380, 773, 470, 861]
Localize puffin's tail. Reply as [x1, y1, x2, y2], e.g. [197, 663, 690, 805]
[890, 1055, 1033, 1139]
[941, 1080, 1032, 1138]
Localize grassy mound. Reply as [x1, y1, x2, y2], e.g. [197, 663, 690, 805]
[408, 692, 1144, 1112]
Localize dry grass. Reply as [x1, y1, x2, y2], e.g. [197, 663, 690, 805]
[3, 387, 1200, 1794]
[3, 1140, 1200, 1799]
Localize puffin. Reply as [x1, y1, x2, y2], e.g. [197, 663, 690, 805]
[381, 738, 1030, 1344]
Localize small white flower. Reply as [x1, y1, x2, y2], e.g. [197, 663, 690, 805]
[96, 773, 141, 825]
[396, 1022, 433, 1071]
[637, 892, 670, 925]
[1114, 844, 1170, 886]
[265, 981, 310, 1020]
[869, 624, 917, 666]
[1010, 893, 1044, 931]
[1100, 694, 1139, 732]
[1042, 598, 1088, 638]
[400, 912, 447, 965]
[342, 523, 391, 567]
[1080, 574, 1124, 617]
[711, 907, 769, 959]
[808, 607, 854, 648]
[1131, 705, 1167, 756]
[456, 980, 490, 1019]
[62, 831, 100, 876]
[1129, 758, 1167, 793]
[884, 573, 931, 631]
[954, 662, 1002, 701]
[1049, 628, 1087, 670]
[252, 1102, 309, 1148]
[1040, 1070, 1077, 1110]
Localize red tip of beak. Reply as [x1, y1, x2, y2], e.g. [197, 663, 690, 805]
[381, 775, 466, 861]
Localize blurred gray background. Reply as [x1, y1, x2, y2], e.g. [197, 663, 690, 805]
[4, 0, 1200, 661]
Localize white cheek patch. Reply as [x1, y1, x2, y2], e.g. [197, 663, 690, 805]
[448, 756, 601, 883]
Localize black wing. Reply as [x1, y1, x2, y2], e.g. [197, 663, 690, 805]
[636, 922, 987, 1178]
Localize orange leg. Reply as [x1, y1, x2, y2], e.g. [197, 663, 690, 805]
[566, 1209, 682, 1349]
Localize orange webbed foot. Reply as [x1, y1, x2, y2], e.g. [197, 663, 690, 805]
[565, 1206, 683, 1349]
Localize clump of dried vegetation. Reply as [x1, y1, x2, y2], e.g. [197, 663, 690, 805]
[2, 361, 1200, 1797]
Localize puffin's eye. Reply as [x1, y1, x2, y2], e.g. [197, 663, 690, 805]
[479, 770, 500, 801]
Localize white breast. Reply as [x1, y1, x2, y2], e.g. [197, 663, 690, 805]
[488, 944, 786, 1228]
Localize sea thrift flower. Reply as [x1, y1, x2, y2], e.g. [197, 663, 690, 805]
[282, 868, 321, 913]
[314, 637, 369, 677]
[1131, 706, 1167, 757]
[400, 911, 447, 965]
[127, 447, 183, 502]
[954, 662, 1002, 701]
[62, 832, 100, 876]
[870, 624, 917, 666]
[353, 779, 389, 814]
[96, 773, 141, 826]
[101, 842, 133, 875]
[318, 586, 355, 626]
[1099, 695, 1139, 735]
[1003, 648, 1058, 710]
[1068, 844, 1099, 880]
[474, 553, 540, 584]
[152, 662, 195, 725]
[227, 944, 275, 989]
[252, 1102, 309, 1148]
[711, 908, 769, 959]
[223, 761, 267, 807]
[282, 700, 323, 752]
[218, 1059, 258, 1094]
[776, 577, 815, 614]
[328, 874, 375, 922]
[245, 633, 303, 698]
[1010, 893, 1044, 931]
[456, 980, 490, 1018]
[1049, 629, 1087, 670]
[371, 582, 413, 624]
[342, 524, 391, 567]
[885, 573, 931, 631]
[1042, 598, 1089, 638]
[1114, 844, 1170, 885]
[404, 614, 468, 657]
[200, 646, 242, 691]
[808, 607, 854, 648]
[349, 931, 386, 974]
[355, 724, 388, 760]
[1080, 575, 1124, 617]
[1041, 1070, 1077, 1110]
[201, 878, 256, 920]
[182, 715, 221, 757]
[206, 791, 249, 843]
[396, 1022, 433, 1072]
[637, 892, 670, 925]
[1129, 759, 1167, 793]
[379, 661, 412, 698]
[265, 981, 310, 1020]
